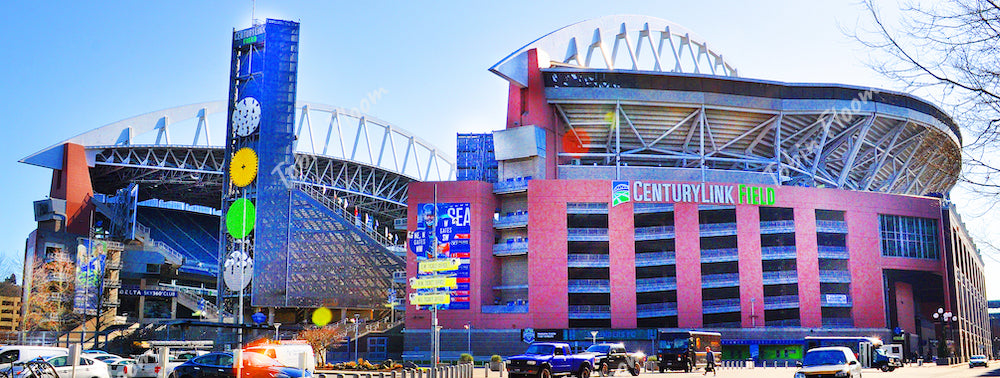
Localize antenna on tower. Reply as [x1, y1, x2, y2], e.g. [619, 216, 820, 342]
[251, 0, 257, 26]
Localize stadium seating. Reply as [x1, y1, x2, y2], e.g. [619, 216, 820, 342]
[136, 207, 220, 267]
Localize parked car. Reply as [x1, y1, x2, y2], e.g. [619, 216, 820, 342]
[969, 355, 989, 368]
[107, 359, 137, 378]
[243, 343, 315, 373]
[578, 343, 641, 376]
[794, 347, 861, 378]
[506, 343, 595, 378]
[0, 346, 69, 365]
[133, 350, 208, 378]
[169, 352, 311, 378]
[41, 355, 111, 378]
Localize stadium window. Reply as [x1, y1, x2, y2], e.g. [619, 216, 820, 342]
[877, 214, 939, 259]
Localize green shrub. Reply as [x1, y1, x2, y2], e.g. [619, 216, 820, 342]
[647, 356, 657, 362]
[460, 353, 474, 363]
[491, 355, 502, 363]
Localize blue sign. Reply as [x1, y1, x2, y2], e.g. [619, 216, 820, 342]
[409, 202, 472, 310]
[523, 328, 535, 344]
[252, 312, 267, 324]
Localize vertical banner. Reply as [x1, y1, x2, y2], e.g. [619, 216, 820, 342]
[409, 203, 471, 309]
[73, 239, 106, 315]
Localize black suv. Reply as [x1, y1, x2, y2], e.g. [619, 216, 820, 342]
[579, 343, 641, 377]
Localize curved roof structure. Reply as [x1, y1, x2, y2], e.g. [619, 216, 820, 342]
[21, 101, 455, 219]
[548, 70, 962, 195]
[491, 15, 738, 86]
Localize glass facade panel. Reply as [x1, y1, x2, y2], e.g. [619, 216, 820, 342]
[878, 215, 939, 259]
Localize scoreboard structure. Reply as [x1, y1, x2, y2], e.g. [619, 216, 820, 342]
[219, 19, 300, 310]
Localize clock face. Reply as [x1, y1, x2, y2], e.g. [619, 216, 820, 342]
[232, 97, 261, 137]
[229, 148, 259, 188]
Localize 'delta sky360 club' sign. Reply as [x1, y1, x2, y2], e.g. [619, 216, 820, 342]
[612, 180, 776, 206]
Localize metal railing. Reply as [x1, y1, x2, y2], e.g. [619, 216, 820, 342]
[821, 317, 854, 327]
[493, 241, 528, 256]
[482, 304, 529, 313]
[494, 212, 529, 228]
[698, 222, 738, 236]
[763, 295, 800, 310]
[701, 273, 740, 288]
[567, 228, 609, 241]
[493, 177, 531, 194]
[818, 270, 852, 283]
[150, 240, 185, 266]
[636, 302, 678, 317]
[817, 245, 850, 259]
[568, 279, 610, 293]
[702, 298, 741, 314]
[633, 203, 674, 214]
[567, 254, 609, 267]
[634, 225, 675, 240]
[762, 270, 799, 285]
[566, 202, 608, 214]
[761, 245, 797, 260]
[700, 248, 739, 263]
[759, 220, 795, 234]
[816, 220, 848, 233]
[298, 184, 399, 248]
[636, 277, 677, 292]
[635, 251, 676, 267]
[568, 305, 611, 319]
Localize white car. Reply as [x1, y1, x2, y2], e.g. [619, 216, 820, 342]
[970, 354, 989, 368]
[794, 347, 862, 378]
[43, 355, 110, 378]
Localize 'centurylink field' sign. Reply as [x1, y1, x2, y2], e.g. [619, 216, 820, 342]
[612, 180, 776, 207]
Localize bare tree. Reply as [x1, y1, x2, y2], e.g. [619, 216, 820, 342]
[0, 252, 23, 283]
[853, 0, 1000, 202]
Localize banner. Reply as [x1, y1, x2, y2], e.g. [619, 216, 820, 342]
[74, 239, 107, 315]
[409, 202, 471, 310]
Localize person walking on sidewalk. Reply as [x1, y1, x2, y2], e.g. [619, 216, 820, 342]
[704, 347, 716, 376]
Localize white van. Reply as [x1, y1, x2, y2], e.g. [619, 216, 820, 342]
[243, 343, 316, 373]
[0, 346, 70, 365]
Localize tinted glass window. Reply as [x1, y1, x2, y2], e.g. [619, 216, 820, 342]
[48, 356, 68, 367]
[192, 355, 218, 366]
[0, 350, 19, 364]
[218, 355, 233, 367]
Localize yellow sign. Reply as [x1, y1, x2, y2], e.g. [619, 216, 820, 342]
[409, 292, 451, 305]
[410, 276, 458, 289]
[418, 258, 461, 273]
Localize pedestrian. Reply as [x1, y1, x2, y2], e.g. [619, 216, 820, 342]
[704, 347, 716, 376]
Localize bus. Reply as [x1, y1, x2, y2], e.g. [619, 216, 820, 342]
[803, 336, 900, 370]
[655, 331, 722, 373]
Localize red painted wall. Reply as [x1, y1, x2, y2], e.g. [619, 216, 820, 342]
[895, 281, 916, 334]
[49, 143, 94, 235]
[409, 179, 947, 331]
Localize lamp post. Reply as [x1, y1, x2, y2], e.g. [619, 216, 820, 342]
[933, 308, 959, 360]
[464, 323, 471, 356]
[273, 322, 281, 341]
[353, 314, 361, 362]
[590, 331, 599, 345]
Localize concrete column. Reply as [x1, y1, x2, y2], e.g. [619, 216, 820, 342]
[674, 203, 702, 328]
[138, 278, 146, 323]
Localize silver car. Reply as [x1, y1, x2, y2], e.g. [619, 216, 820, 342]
[794, 347, 862, 378]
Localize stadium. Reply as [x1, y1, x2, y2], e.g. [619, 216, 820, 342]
[15, 14, 991, 365]
[404, 15, 990, 363]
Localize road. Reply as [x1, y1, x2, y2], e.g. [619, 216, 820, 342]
[474, 364, 1000, 378]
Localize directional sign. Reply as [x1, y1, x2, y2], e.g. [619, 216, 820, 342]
[418, 258, 462, 273]
[409, 292, 451, 306]
[409, 276, 458, 289]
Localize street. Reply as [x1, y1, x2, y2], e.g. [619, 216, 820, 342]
[472, 364, 1000, 378]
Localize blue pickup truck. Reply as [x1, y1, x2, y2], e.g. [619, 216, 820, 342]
[507, 343, 596, 378]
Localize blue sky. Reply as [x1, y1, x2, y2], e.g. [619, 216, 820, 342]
[4, 1, 995, 295]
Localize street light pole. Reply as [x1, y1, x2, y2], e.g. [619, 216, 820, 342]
[273, 322, 281, 341]
[464, 323, 471, 356]
[353, 314, 360, 362]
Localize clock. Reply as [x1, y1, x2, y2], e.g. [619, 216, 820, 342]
[229, 148, 258, 188]
[232, 97, 261, 137]
[226, 198, 256, 239]
[223, 249, 253, 291]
